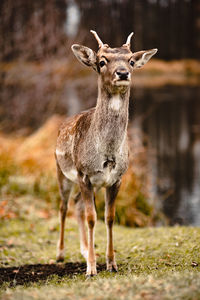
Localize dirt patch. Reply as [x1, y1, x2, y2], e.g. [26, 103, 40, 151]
[0, 263, 106, 287]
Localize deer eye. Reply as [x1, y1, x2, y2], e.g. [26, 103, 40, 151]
[130, 60, 135, 67]
[99, 60, 106, 68]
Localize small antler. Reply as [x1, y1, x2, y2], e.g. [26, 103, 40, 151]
[90, 30, 104, 48]
[123, 32, 134, 48]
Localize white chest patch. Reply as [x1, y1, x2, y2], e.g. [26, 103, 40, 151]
[109, 95, 122, 111]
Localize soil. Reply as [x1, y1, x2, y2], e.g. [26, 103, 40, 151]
[0, 263, 106, 287]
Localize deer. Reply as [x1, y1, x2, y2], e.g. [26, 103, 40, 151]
[55, 30, 157, 276]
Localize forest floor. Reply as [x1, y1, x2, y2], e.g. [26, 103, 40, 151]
[0, 212, 200, 300]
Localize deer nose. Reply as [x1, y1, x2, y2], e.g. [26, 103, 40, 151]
[116, 70, 129, 80]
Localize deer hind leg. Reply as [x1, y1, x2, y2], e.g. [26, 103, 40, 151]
[56, 162, 73, 262]
[78, 174, 97, 276]
[75, 192, 88, 259]
[105, 180, 121, 272]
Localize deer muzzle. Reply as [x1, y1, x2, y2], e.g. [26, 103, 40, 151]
[113, 68, 130, 86]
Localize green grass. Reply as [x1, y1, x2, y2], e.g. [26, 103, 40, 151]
[0, 215, 200, 299]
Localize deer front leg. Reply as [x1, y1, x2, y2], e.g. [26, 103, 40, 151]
[105, 181, 121, 272]
[78, 174, 97, 276]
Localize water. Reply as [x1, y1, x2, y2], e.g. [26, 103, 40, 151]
[131, 86, 200, 225]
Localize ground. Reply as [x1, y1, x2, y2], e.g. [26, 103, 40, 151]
[0, 216, 200, 300]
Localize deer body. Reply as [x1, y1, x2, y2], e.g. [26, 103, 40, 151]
[56, 90, 129, 188]
[55, 31, 157, 276]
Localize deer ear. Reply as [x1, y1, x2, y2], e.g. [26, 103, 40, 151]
[71, 44, 97, 71]
[133, 48, 158, 69]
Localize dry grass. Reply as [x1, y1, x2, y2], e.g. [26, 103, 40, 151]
[15, 115, 64, 174]
[0, 115, 64, 174]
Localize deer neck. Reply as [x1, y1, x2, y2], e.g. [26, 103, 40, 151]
[92, 77, 130, 147]
[95, 77, 129, 121]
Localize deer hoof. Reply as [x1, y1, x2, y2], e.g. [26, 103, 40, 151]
[86, 263, 97, 277]
[56, 256, 64, 263]
[107, 262, 118, 273]
[108, 266, 118, 273]
[56, 246, 65, 262]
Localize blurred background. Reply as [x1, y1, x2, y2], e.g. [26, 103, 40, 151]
[0, 0, 200, 226]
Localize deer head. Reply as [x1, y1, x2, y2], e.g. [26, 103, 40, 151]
[71, 30, 157, 93]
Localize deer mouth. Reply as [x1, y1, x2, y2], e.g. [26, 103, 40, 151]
[115, 79, 130, 86]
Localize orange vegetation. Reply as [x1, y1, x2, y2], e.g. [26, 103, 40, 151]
[0, 115, 64, 174]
